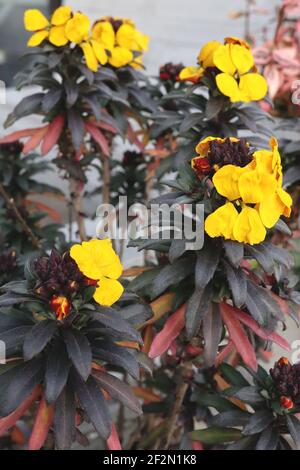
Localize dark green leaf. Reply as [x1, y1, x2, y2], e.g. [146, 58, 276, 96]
[255, 426, 278, 450]
[203, 303, 222, 366]
[23, 320, 57, 360]
[186, 285, 212, 338]
[62, 328, 92, 381]
[242, 410, 274, 435]
[224, 241, 244, 266]
[190, 427, 242, 445]
[73, 373, 111, 440]
[0, 358, 43, 416]
[93, 370, 142, 415]
[54, 384, 76, 450]
[286, 415, 300, 449]
[224, 262, 247, 308]
[45, 339, 71, 403]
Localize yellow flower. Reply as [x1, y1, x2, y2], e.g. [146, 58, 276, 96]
[202, 136, 292, 245]
[24, 7, 71, 47]
[179, 66, 204, 83]
[116, 24, 149, 52]
[197, 40, 221, 68]
[70, 239, 124, 307]
[213, 38, 268, 102]
[205, 202, 239, 240]
[65, 12, 90, 44]
[233, 205, 266, 245]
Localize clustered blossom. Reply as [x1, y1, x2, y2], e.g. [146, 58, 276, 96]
[180, 36, 268, 102]
[270, 357, 300, 409]
[191, 136, 292, 244]
[159, 62, 184, 82]
[34, 239, 124, 320]
[24, 6, 149, 72]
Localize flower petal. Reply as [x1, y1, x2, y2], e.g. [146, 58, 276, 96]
[92, 21, 115, 49]
[205, 202, 239, 240]
[27, 30, 49, 47]
[239, 73, 268, 101]
[216, 73, 242, 102]
[91, 39, 108, 65]
[80, 42, 98, 72]
[258, 193, 285, 228]
[94, 278, 124, 307]
[195, 136, 224, 156]
[51, 6, 72, 26]
[230, 44, 254, 75]
[238, 169, 277, 204]
[65, 12, 90, 44]
[70, 239, 123, 281]
[109, 47, 133, 68]
[213, 44, 236, 75]
[179, 66, 204, 83]
[233, 206, 266, 245]
[213, 164, 246, 200]
[198, 40, 221, 68]
[116, 23, 136, 49]
[49, 25, 69, 46]
[24, 9, 49, 31]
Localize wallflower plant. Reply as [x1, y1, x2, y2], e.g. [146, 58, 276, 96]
[0, 239, 152, 449]
[151, 36, 272, 177]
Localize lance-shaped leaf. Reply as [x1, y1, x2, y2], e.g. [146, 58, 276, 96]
[203, 303, 222, 366]
[92, 342, 140, 380]
[224, 240, 244, 266]
[220, 302, 257, 371]
[195, 243, 220, 289]
[45, 339, 71, 403]
[224, 262, 247, 308]
[226, 386, 264, 404]
[0, 325, 32, 354]
[62, 328, 92, 381]
[5, 93, 44, 127]
[67, 109, 85, 151]
[23, 320, 57, 360]
[233, 309, 290, 351]
[23, 126, 48, 154]
[118, 303, 153, 326]
[0, 385, 41, 436]
[41, 114, 65, 155]
[220, 363, 249, 387]
[186, 285, 212, 339]
[73, 373, 112, 440]
[93, 370, 142, 415]
[54, 384, 76, 450]
[0, 127, 40, 144]
[286, 415, 300, 450]
[28, 396, 54, 450]
[242, 409, 274, 435]
[93, 308, 143, 344]
[149, 304, 186, 358]
[255, 426, 278, 450]
[210, 410, 251, 427]
[0, 359, 43, 417]
[190, 426, 242, 445]
[85, 121, 110, 156]
[247, 281, 285, 326]
[107, 423, 122, 450]
[149, 257, 195, 299]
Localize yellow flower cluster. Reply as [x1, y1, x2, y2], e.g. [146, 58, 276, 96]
[24, 7, 149, 71]
[180, 37, 268, 103]
[70, 239, 124, 307]
[192, 137, 292, 245]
